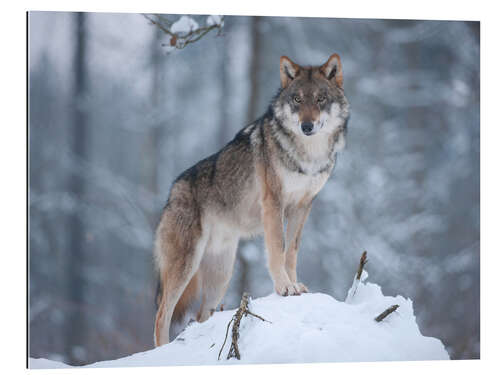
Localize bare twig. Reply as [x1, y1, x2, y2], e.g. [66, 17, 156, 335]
[142, 14, 173, 36]
[218, 317, 234, 360]
[155, 14, 173, 27]
[375, 304, 399, 322]
[245, 310, 271, 323]
[218, 293, 270, 360]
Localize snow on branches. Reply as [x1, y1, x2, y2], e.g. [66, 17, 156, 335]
[143, 14, 225, 50]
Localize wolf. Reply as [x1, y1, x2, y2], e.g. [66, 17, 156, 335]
[153, 53, 350, 346]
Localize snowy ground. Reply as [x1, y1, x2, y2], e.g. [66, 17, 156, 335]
[30, 273, 449, 368]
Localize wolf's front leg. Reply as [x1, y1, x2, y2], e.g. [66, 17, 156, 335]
[284, 200, 313, 294]
[261, 190, 303, 296]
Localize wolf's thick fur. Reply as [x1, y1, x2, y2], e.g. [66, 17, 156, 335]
[153, 54, 350, 346]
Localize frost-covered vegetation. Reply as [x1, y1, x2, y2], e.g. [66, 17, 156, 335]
[28, 12, 479, 365]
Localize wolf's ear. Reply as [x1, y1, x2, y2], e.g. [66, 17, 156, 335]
[280, 56, 300, 88]
[320, 54, 343, 88]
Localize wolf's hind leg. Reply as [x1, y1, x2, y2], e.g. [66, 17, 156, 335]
[196, 236, 238, 322]
[154, 243, 207, 346]
[169, 270, 202, 340]
[153, 209, 209, 347]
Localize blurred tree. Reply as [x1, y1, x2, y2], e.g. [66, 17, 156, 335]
[217, 29, 231, 146]
[66, 12, 88, 365]
[246, 17, 262, 125]
[236, 16, 264, 297]
[142, 26, 165, 203]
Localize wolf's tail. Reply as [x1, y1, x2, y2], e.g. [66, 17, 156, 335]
[154, 278, 162, 310]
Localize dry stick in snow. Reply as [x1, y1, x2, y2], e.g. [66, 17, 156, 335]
[218, 293, 270, 360]
[374, 304, 400, 322]
[356, 251, 368, 280]
[345, 251, 368, 302]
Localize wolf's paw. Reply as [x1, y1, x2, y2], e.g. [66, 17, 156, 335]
[274, 281, 305, 296]
[295, 282, 309, 293]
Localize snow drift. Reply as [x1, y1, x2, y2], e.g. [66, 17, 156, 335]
[30, 274, 449, 368]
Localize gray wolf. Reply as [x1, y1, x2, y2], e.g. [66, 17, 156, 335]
[153, 53, 350, 346]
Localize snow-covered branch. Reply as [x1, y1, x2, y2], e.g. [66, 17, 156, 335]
[143, 14, 224, 50]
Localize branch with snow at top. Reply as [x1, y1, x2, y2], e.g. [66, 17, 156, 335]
[143, 14, 225, 50]
[345, 250, 368, 303]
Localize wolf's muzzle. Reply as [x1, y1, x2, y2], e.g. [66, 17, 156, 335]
[301, 122, 314, 136]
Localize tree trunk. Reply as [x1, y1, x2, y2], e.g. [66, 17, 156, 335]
[143, 26, 165, 198]
[237, 16, 263, 297]
[217, 28, 231, 147]
[66, 12, 88, 365]
[246, 16, 262, 124]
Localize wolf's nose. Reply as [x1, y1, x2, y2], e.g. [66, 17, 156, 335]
[301, 122, 314, 135]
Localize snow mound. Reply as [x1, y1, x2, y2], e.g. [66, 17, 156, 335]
[30, 277, 449, 368]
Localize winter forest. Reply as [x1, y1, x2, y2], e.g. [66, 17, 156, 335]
[28, 12, 480, 365]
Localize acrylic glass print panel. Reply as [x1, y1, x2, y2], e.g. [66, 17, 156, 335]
[28, 11, 479, 368]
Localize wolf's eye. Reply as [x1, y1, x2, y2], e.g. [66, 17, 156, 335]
[317, 95, 326, 103]
[293, 95, 302, 103]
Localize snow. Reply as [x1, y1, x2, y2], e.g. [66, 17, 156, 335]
[206, 15, 223, 27]
[345, 269, 369, 303]
[29, 275, 449, 368]
[170, 16, 199, 34]
[29, 358, 71, 369]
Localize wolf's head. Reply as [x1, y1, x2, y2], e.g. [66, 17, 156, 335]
[272, 54, 349, 140]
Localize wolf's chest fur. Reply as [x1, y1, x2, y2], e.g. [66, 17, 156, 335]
[277, 135, 333, 205]
[279, 168, 330, 205]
